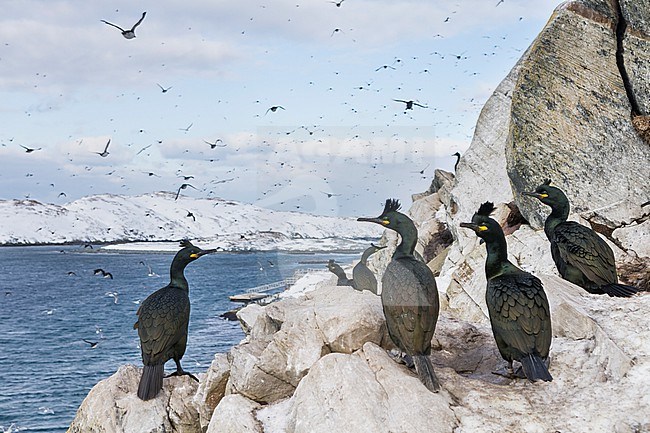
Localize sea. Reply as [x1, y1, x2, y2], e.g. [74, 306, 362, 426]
[0, 245, 361, 432]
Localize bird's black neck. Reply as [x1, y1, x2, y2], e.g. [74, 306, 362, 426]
[544, 201, 570, 239]
[483, 233, 517, 280]
[393, 218, 418, 260]
[169, 259, 190, 291]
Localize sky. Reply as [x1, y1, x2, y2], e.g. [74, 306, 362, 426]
[0, 0, 561, 218]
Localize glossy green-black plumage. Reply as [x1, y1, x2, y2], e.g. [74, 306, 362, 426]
[524, 181, 637, 297]
[461, 202, 552, 382]
[352, 244, 385, 294]
[134, 240, 213, 400]
[358, 199, 440, 392]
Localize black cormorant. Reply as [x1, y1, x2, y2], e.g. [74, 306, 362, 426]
[358, 199, 440, 392]
[352, 244, 386, 294]
[452, 152, 461, 171]
[327, 259, 354, 286]
[134, 240, 215, 400]
[523, 180, 638, 297]
[101, 12, 146, 39]
[461, 201, 552, 382]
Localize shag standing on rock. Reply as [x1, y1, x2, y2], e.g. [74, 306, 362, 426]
[134, 240, 215, 400]
[358, 199, 440, 392]
[352, 244, 386, 294]
[461, 202, 553, 382]
[523, 180, 638, 298]
[327, 259, 354, 286]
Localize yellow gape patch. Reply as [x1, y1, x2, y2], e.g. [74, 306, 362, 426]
[477, 225, 488, 232]
[539, 193, 549, 198]
[189, 253, 199, 259]
[382, 220, 390, 225]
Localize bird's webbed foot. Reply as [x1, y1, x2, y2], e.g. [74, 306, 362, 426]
[165, 369, 199, 382]
[492, 362, 525, 379]
[388, 349, 414, 369]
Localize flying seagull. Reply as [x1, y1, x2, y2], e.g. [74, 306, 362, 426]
[101, 12, 147, 39]
[175, 183, 198, 200]
[82, 339, 99, 348]
[265, 106, 285, 115]
[393, 99, 428, 110]
[156, 83, 172, 93]
[94, 139, 111, 157]
[204, 139, 226, 149]
[20, 145, 42, 153]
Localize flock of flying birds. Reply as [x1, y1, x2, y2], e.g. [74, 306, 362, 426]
[2, 1, 528, 216]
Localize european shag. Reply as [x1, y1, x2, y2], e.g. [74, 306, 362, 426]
[453, 152, 461, 171]
[327, 259, 354, 286]
[523, 180, 638, 297]
[134, 240, 215, 400]
[352, 244, 386, 294]
[358, 199, 440, 392]
[101, 12, 146, 40]
[461, 202, 552, 382]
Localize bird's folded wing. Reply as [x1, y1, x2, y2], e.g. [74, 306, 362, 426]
[488, 274, 551, 357]
[554, 222, 617, 285]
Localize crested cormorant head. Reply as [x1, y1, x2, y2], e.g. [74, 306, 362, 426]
[522, 179, 569, 208]
[176, 239, 216, 263]
[459, 202, 504, 243]
[357, 199, 411, 232]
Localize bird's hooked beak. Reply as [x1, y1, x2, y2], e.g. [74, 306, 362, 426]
[522, 191, 546, 200]
[459, 222, 485, 244]
[357, 216, 387, 225]
[190, 248, 217, 259]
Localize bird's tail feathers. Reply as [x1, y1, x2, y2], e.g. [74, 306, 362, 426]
[520, 354, 552, 382]
[137, 364, 164, 400]
[413, 355, 440, 392]
[601, 283, 638, 298]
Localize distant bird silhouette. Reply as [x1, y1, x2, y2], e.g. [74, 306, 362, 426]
[83, 243, 93, 249]
[101, 12, 147, 39]
[105, 291, 119, 304]
[453, 152, 461, 171]
[375, 65, 396, 71]
[67, 271, 77, 276]
[321, 191, 341, 198]
[94, 139, 111, 157]
[204, 139, 226, 148]
[178, 175, 194, 180]
[139, 261, 159, 277]
[175, 183, 197, 200]
[394, 99, 427, 110]
[82, 339, 99, 348]
[20, 145, 42, 153]
[414, 163, 430, 175]
[156, 83, 172, 93]
[94, 268, 113, 279]
[265, 106, 285, 115]
[178, 123, 193, 132]
[186, 211, 196, 221]
[329, 0, 345, 6]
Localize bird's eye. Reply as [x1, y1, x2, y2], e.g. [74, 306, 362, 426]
[477, 225, 488, 232]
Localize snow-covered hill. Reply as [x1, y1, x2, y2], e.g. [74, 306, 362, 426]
[0, 192, 382, 251]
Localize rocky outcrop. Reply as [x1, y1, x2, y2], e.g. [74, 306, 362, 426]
[67, 364, 200, 433]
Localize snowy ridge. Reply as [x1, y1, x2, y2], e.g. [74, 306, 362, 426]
[0, 191, 382, 250]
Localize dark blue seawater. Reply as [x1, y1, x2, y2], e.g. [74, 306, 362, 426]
[0, 245, 359, 432]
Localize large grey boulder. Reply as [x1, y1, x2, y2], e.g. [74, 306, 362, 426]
[67, 364, 200, 433]
[506, 1, 650, 228]
[193, 354, 230, 432]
